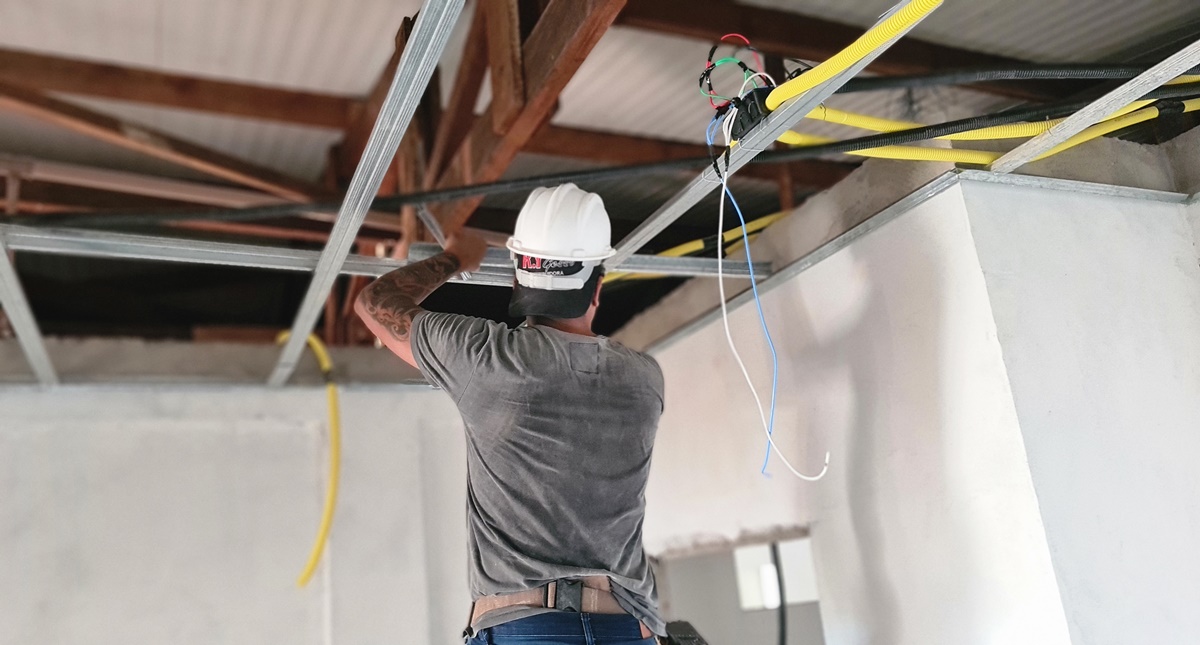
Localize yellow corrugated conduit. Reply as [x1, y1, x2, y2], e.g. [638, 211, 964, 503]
[765, 0, 943, 111]
[776, 130, 1002, 164]
[275, 331, 341, 588]
[785, 71, 1200, 144]
[776, 98, 1200, 166]
[1035, 97, 1200, 160]
[799, 99, 1158, 142]
[605, 211, 785, 284]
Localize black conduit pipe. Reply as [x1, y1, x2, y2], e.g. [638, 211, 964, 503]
[771, 542, 787, 645]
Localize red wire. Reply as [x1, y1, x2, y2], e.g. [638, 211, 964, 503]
[703, 33, 760, 109]
[720, 32, 764, 73]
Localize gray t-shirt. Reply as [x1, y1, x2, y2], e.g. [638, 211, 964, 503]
[411, 311, 665, 636]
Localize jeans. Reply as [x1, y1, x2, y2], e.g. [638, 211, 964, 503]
[466, 612, 657, 645]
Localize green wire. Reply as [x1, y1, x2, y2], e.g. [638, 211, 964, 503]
[701, 57, 752, 100]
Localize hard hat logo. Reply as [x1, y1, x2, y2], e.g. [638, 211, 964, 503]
[515, 254, 587, 279]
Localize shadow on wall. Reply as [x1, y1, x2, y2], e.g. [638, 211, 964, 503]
[770, 234, 986, 643]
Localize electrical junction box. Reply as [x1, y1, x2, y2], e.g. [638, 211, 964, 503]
[730, 87, 774, 142]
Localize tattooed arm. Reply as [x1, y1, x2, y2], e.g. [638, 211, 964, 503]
[354, 232, 488, 367]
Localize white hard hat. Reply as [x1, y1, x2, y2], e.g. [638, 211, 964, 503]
[507, 183, 614, 291]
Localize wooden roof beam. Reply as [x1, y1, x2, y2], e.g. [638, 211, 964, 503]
[425, 3, 489, 185]
[431, 0, 629, 232]
[486, 0, 527, 134]
[0, 47, 354, 128]
[0, 80, 326, 202]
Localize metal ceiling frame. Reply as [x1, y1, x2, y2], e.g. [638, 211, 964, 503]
[0, 224, 768, 284]
[4, 2, 1197, 387]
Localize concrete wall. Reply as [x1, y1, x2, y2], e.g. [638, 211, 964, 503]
[0, 385, 469, 645]
[964, 181, 1200, 645]
[0, 337, 425, 385]
[642, 185, 1072, 645]
[658, 551, 825, 645]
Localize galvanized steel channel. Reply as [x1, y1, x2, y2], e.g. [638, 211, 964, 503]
[0, 235, 58, 385]
[269, 0, 465, 387]
[0, 226, 768, 285]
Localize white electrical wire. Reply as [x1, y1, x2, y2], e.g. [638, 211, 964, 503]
[742, 71, 777, 91]
[714, 109, 829, 482]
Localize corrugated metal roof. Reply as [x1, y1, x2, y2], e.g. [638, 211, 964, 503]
[744, 0, 1200, 63]
[0, 0, 422, 94]
[67, 97, 344, 181]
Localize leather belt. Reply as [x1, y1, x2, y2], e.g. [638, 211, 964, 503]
[469, 576, 653, 639]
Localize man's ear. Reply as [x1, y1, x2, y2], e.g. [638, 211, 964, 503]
[592, 275, 603, 308]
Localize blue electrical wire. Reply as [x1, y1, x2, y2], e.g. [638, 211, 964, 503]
[706, 115, 781, 475]
[725, 187, 781, 475]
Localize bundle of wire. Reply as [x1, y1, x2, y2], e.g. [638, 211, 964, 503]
[704, 36, 829, 482]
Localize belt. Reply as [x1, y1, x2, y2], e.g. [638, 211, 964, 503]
[469, 576, 654, 640]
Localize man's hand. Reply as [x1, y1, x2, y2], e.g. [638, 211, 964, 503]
[445, 230, 488, 273]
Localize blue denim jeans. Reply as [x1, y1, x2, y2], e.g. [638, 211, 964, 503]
[466, 612, 656, 645]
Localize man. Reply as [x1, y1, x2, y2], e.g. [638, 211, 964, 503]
[355, 184, 665, 645]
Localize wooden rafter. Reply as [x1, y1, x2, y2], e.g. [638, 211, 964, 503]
[525, 124, 857, 188]
[425, 3, 489, 186]
[3, 177, 204, 211]
[431, 0, 629, 232]
[0, 81, 325, 202]
[617, 0, 1062, 102]
[1, 155, 282, 208]
[486, 0, 527, 133]
[0, 47, 354, 129]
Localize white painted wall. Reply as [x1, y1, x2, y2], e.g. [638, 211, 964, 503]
[964, 181, 1200, 645]
[0, 386, 469, 645]
[643, 186, 1072, 645]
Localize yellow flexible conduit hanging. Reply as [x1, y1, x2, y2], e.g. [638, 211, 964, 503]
[276, 331, 341, 588]
[765, 0, 943, 111]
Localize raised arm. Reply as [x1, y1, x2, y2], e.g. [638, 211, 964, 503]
[354, 232, 487, 367]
